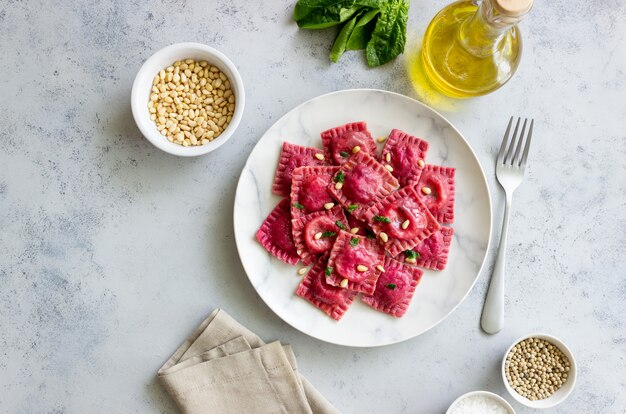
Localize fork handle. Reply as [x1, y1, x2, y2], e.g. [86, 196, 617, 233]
[481, 193, 512, 334]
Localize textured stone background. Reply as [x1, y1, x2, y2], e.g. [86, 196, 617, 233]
[1, 0, 624, 413]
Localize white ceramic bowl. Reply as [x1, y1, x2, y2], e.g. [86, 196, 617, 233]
[131, 42, 245, 156]
[502, 333, 577, 409]
[446, 390, 516, 414]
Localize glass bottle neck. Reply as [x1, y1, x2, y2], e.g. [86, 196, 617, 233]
[458, 0, 525, 57]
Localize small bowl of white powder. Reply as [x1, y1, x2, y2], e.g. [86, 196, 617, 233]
[446, 391, 515, 414]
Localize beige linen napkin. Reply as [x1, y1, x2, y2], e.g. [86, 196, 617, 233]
[158, 309, 341, 414]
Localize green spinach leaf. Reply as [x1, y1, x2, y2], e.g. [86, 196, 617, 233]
[365, 0, 409, 67]
[346, 9, 380, 51]
[330, 12, 360, 62]
[354, 0, 384, 8]
[294, 0, 362, 29]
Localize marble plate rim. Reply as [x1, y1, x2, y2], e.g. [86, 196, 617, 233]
[234, 88, 493, 347]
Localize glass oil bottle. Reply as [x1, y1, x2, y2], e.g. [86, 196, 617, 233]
[421, 0, 533, 98]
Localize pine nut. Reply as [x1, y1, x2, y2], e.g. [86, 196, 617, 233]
[350, 227, 359, 234]
[324, 202, 334, 210]
[377, 136, 387, 143]
[376, 265, 385, 272]
[401, 220, 410, 229]
[421, 186, 432, 195]
[148, 58, 236, 147]
[297, 267, 308, 275]
[405, 257, 416, 264]
[356, 265, 368, 272]
[417, 159, 425, 168]
[314, 153, 324, 160]
[314, 232, 323, 240]
[379, 232, 389, 243]
[385, 153, 391, 162]
[352, 146, 361, 154]
[340, 278, 349, 288]
[335, 182, 343, 190]
[384, 165, 393, 172]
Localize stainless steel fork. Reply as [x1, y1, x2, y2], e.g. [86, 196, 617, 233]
[481, 117, 534, 334]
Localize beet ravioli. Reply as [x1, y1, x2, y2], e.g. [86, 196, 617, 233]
[364, 185, 440, 257]
[321, 121, 377, 165]
[273, 142, 327, 197]
[256, 199, 300, 265]
[328, 151, 399, 220]
[398, 227, 454, 271]
[290, 165, 339, 219]
[296, 253, 357, 321]
[291, 206, 348, 265]
[415, 164, 456, 223]
[257, 121, 457, 321]
[381, 129, 429, 187]
[362, 256, 423, 318]
[326, 231, 385, 295]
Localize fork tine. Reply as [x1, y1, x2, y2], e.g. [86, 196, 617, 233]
[504, 118, 521, 165]
[519, 119, 534, 167]
[512, 118, 528, 165]
[497, 117, 514, 164]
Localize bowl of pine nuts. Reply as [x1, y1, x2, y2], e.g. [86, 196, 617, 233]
[502, 333, 577, 409]
[132, 42, 245, 156]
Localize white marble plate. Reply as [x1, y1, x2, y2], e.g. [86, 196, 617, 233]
[234, 89, 492, 347]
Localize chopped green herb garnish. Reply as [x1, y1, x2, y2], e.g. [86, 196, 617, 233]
[334, 170, 345, 183]
[403, 250, 420, 259]
[322, 231, 337, 238]
[374, 215, 391, 223]
[336, 221, 346, 230]
[350, 237, 359, 247]
[386, 283, 397, 290]
[325, 267, 332, 276]
[347, 204, 358, 212]
[293, 203, 304, 210]
[339, 151, 349, 157]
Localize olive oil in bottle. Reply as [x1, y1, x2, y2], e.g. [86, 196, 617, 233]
[422, 0, 532, 98]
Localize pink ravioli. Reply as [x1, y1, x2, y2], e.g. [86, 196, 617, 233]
[362, 256, 423, 318]
[256, 199, 300, 265]
[296, 253, 357, 321]
[321, 122, 377, 165]
[326, 231, 385, 295]
[291, 206, 348, 265]
[290, 166, 340, 219]
[328, 151, 399, 220]
[364, 185, 440, 257]
[415, 164, 456, 223]
[381, 129, 429, 187]
[399, 227, 454, 271]
[272, 142, 327, 197]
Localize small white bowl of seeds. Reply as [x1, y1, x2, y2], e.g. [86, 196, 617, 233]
[502, 333, 577, 409]
[132, 42, 245, 156]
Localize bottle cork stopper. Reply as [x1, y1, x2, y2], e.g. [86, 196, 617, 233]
[493, 0, 533, 17]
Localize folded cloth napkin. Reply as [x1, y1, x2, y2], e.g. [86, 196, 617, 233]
[158, 309, 341, 414]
